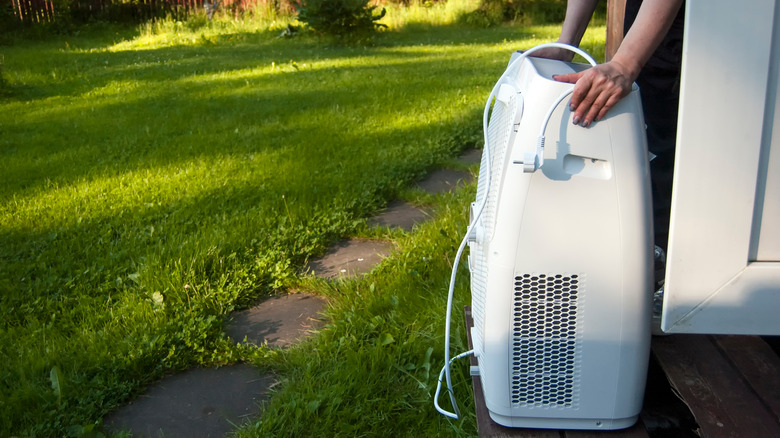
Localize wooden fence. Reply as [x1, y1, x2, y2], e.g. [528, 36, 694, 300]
[3, 0, 292, 24]
[9, 0, 55, 23]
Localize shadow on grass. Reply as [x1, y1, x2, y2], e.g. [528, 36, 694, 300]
[0, 22, 518, 328]
[0, 21, 557, 436]
[0, 59, 486, 326]
[1, 31, 500, 199]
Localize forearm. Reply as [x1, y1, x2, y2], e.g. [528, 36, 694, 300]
[611, 0, 684, 80]
[558, 0, 601, 46]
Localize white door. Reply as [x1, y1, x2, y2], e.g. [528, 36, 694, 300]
[662, 0, 780, 334]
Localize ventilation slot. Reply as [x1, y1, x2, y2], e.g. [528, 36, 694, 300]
[482, 95, 515, 240]
[511, 274, 581, 408]
[471, 95, 517, 357]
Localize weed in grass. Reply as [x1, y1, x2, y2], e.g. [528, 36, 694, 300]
[242, 190, 480, 437]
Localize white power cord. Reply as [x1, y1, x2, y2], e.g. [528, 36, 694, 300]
[433, 349, 475, 419]
[434, 43, 597, 420]
[526, 87, 576, 172]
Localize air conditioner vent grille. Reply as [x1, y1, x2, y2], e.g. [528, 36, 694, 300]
[471, 93, 516, 357]
[511, 273, 581, 408]
[483, 97, 514, 239]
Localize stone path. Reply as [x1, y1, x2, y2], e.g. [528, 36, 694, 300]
[303, 239, 395, 279]
[415, 168, 473, 194]
[103, 365, 276, 437]
[225, 293, 327, 348]
[368, 200, 431, 231]
[103, 150, 480, 437]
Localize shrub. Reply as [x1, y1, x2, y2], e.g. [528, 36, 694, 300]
[1, 0, 22, 36]
[462, 0, 573, 27]
[295, 0, 387, 39]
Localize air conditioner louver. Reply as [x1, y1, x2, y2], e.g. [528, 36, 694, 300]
[471, 89, 517, 357]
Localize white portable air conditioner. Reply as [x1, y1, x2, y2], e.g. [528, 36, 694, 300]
[435, 44, 653, 430]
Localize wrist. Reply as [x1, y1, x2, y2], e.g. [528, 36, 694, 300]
[556, 35, 577, 45]
[553, 41, 577, 62]
[610, 54, 642, 82]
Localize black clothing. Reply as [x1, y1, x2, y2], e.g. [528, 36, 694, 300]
[624, 0, 686, 250]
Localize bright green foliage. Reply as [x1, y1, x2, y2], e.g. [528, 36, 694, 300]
[0, 4, 606, 436]
[238, 190, 481, 436]
[295, 0, 387, 39]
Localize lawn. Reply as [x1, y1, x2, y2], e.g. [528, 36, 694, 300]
[0, 3, 606, 435]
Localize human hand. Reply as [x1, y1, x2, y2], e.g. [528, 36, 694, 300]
[552, 61, 636, 127]
[529, 45, 576, 62]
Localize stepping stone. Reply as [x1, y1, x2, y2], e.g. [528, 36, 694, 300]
[104, 364, 275, 438]
[368, 201, 431, 231]
[225, 293, 327, 347]
[458, 148, 483, 165]
[416, 168, 472, 194]
[305, 239, 393, 279]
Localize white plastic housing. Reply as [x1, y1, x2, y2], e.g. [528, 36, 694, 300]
[469, 56, 653, 430]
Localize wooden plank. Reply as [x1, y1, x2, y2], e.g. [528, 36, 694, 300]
[466, 307, 562, 438]
[605, 0, 626, 61]
[564, 420, 648, 438]
[652, 335, 780, 438]
[713, 335, 780, 422]
[472, 372, 562, 438]
[11, 0, 21, 20]
[18, 0, 29, 22]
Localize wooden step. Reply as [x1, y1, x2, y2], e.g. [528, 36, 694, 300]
[465, 307, 780, 437]
[652, 334, 780, 438]
[464, 307, 650, 438]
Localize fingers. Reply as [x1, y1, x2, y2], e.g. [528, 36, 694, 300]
[597, 94, 623, 122]
[582, 81, 613, 126]
[567, 71, 596, 126]
[552, 71, 582, 84]
[563, 64, 633, 127]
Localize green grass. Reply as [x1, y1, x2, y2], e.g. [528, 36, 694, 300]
[0, 3, 605, 436]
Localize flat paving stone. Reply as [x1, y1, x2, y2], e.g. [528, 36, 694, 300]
[305, 239, 393, 279]
[368, 200, 431, 231]
[225, 293, 327, 347]
[104, 364, 275, 438]
[458, 148, 483, 165]
[416, 168, 473, 194]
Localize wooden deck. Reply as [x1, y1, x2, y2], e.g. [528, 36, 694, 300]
[464, 307, 780, 437]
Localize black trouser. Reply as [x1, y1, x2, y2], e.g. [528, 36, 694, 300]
[624, 0, 685, 251]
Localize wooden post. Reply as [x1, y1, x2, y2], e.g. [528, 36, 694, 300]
[606, 0, 626, 61]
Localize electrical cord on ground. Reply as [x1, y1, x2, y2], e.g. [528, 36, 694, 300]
[434, 43, 598, 420]
[433, 349, 476, 419]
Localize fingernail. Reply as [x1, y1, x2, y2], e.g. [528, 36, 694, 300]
[572, 116, 581, 125]
[569, 104, 576, 111]
[582, 119, 591, 128]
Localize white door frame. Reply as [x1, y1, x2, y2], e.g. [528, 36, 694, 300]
[662, 0, 780, 334]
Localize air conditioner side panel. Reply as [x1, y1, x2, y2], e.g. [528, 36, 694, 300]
[481, 84, 651, 429]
